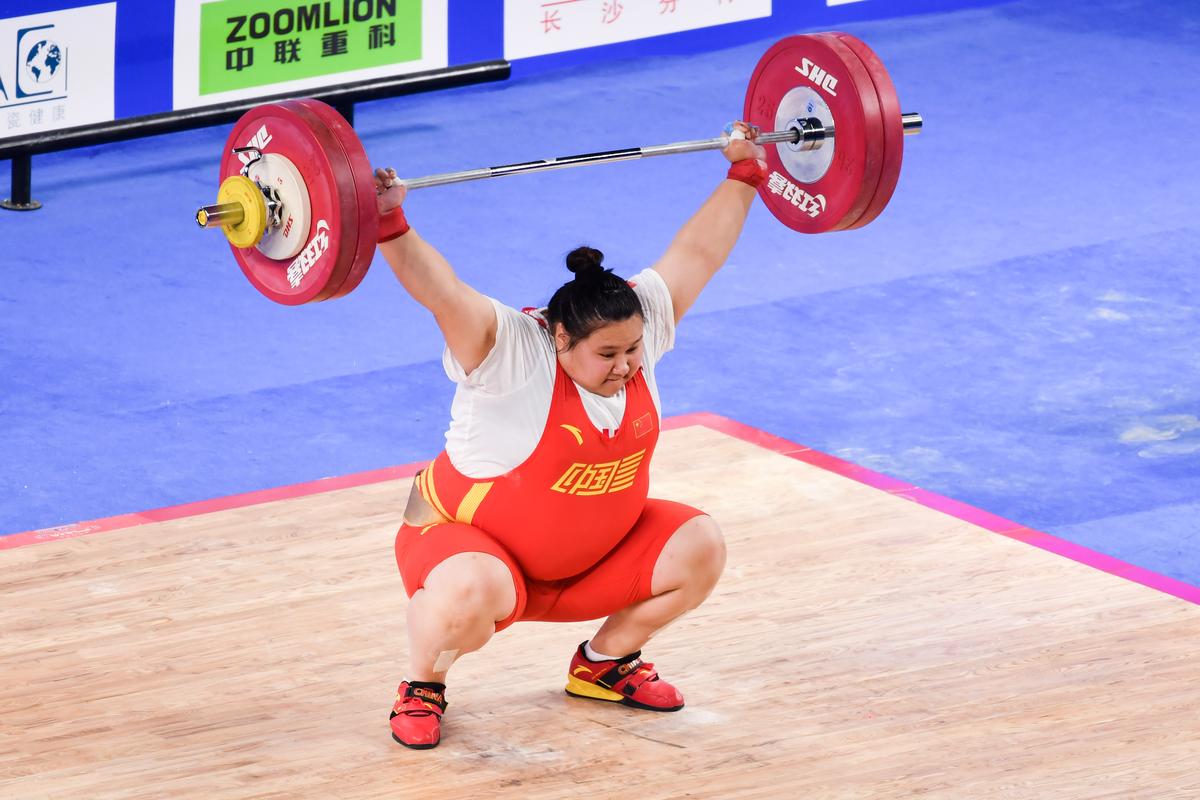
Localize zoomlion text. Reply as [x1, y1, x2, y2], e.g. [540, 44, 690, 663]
[226, 0, 398, 43]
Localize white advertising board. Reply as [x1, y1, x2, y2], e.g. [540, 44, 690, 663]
[505, 0, 772, 60]
[0, 3, 117, 141]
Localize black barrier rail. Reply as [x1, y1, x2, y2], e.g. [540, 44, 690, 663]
[0, 59, 511, 211]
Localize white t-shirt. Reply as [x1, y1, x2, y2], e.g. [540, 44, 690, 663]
[442, 268, 676, 478]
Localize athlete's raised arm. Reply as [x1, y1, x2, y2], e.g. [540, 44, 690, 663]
[651, 122, 767, 324]
[374, 167, 496, 374]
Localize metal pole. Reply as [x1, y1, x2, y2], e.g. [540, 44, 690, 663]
[1, 153, 42, 211]
[401, 113, 922, 191]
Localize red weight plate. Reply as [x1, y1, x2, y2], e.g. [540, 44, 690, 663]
[218, 102, 355, 305]
[742, 34, 883, 233]
[812, 34, 884, 231]
[294, 99, 379, 299]
[831, 32, 905, 229]
[267, 100, 360, 303]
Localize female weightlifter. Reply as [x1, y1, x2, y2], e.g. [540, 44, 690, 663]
[374, 122, 766, 749]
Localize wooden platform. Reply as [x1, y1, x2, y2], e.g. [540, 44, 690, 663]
[3, 420, 1199, 799]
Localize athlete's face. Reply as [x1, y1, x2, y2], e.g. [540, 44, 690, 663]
[555, 316, 645, 397]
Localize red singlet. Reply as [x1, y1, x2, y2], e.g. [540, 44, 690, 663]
[420, 360, 660, 581]
[395, 354, 704, 630]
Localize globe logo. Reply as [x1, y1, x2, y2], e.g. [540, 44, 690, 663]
[24, 40, 63, 85]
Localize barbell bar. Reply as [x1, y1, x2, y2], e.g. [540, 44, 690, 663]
[388, 113, 923, 191]
[196, 32, 923, 305]
[195, 113, 922, 233]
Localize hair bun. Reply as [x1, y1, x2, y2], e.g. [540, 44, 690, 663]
[565, 246, 605, 278]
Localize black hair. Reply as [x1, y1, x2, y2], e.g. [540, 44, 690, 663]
[544, 246, 644, 350]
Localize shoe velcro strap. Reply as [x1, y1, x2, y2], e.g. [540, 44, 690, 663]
[401, 684, 448, 716]
[597, 656, 653, 690]
[621, 664, 658, 694]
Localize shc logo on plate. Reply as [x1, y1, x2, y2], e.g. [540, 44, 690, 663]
[238, 123, 274, 165]
[795, 58, 838, 97]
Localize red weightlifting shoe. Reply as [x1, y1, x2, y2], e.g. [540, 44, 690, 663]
[564, 641, 684, 712]
[389, 681, 447, 749]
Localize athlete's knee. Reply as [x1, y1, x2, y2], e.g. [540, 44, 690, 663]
[655, 515, 726, 595]
[683, 515, 727, 583]
[422, 552, 517, 623]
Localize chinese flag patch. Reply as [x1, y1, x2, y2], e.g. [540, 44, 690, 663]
[632, 412, 654, 439]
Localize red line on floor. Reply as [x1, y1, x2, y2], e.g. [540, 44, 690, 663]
[5, 412, 1197, 607]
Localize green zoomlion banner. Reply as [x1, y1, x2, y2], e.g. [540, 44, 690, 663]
[199, 0, 421, 95]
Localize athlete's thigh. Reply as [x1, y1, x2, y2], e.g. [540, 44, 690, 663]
[395, 521, 529, 630]
[526, 499, 705, 623]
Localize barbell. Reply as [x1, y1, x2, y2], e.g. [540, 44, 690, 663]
[196, 32, 922, 305]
